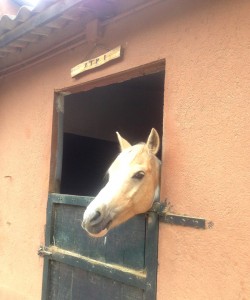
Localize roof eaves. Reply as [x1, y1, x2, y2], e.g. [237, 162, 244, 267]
[0, 0, 82, 48]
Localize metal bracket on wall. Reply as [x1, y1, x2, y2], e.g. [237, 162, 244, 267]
[150, 201, 213, 229]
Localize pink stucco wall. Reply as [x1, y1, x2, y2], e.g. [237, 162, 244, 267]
[0, 0, 249, 299]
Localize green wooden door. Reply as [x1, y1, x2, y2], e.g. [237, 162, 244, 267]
[41, 193, 159, 300]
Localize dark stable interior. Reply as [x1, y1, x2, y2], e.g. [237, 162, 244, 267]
[60, 71, 165, 196]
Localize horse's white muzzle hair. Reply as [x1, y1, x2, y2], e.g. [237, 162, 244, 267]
[81, 187, 116, 237]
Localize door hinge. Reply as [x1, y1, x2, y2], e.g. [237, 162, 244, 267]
[38, 245, 52, 257]
[150, 201, 213, 229]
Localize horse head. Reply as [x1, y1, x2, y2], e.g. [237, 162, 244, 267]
[81, 128, 161, 237]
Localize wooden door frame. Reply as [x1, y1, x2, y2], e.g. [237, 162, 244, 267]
[44, 60, 165, 300]
[49, 59, 165, 194]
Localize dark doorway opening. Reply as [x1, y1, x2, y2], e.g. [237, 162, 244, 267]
[60, 71, 165, 196]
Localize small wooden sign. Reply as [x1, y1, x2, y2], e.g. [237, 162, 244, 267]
[71, 45, 122, 78]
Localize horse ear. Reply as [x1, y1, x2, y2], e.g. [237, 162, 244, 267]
[146, 128, 160, 155]
[116, 132, 131, 151]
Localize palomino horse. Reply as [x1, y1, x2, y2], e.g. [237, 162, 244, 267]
[81, 128, 161, 237]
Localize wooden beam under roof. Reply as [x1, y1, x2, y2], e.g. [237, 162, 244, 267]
[0, 0, 83, 48]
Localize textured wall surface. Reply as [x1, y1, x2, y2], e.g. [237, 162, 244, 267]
[0, 0, 249, 299]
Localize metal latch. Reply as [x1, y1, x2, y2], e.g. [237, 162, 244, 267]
[150, 201, 213, 229]
[38, 245, 52, 257]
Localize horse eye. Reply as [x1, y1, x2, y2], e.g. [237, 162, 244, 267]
[132, 171, 145, 180]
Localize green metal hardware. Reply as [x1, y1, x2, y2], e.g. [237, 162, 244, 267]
[150, 201, 213, 229]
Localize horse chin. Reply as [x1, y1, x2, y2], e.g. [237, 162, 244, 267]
[84, 220, 112, 238]
[87, 228, 108, 238]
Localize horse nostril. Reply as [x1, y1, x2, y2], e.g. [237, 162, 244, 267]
[90, 211, 102, 224]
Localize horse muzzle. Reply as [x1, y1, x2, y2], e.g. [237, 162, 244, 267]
[81, 209, 112, 237]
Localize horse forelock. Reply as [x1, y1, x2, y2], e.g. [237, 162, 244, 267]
[108, 143, 144, 174]
[107, 143, 161, 192]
